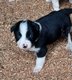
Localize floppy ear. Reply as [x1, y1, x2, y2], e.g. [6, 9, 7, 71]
[27, 20, 39, 32]
[10, 20, 24, 33]
[32, 22, 39, 32]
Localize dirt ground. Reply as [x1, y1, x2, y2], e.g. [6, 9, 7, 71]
[0, 0, 72, 80]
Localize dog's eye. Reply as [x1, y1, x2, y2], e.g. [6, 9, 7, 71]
[26, 32, 32, 38]
[30, 35, 31, 38]
[18, 32, 21, 36]
[14, 32, 21, 42]
[17, 32, 21, 39]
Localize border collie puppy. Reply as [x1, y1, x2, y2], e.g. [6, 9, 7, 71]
[11, 8, 72, 73]
[46, 0, 72, 11]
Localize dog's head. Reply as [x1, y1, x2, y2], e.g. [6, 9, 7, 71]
[11, 20, 40, 49]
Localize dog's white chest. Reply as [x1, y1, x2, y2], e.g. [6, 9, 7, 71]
[29, 46, 40, 53]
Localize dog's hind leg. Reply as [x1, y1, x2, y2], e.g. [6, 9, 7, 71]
[66, 33, 72, 52]
[70, 14, 72, 32]
[70, 26, 72, 32]
[51, 0, 60, 11]
[69, 0, 72, 3]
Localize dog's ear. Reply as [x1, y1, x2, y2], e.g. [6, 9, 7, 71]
[27, 20, 40, 33]
[11, 20, 24, 33]
[32, 22, 40, 33]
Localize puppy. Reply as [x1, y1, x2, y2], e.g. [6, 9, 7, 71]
[11, 8, 72, 73]
[46, 0, 72, 11]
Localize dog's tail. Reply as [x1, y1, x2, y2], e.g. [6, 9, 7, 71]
[59, 8, 72, 15]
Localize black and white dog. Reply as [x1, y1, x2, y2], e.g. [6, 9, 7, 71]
[11, 8, 72, 73]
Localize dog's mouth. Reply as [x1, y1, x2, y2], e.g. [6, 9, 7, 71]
[17, 41, 32, 50]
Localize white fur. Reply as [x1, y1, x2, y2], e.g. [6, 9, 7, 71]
[17, 22, 32, 49]
[46, 0, 51, 2]
[66, 33, 72, 51]
[52, 0, 59, 11]
[29, 46, 40, 53]
[46, 0, 72, 11]
[69, 0, 72, 3]
[33, 56, 45, 73]
[70, 26, 72, 32]
[46, 0, 59, 11]
[34, 22, 42, 32]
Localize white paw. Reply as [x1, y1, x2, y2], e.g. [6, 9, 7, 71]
[33, 66, 42, 73]
[33, 56, 45, 74]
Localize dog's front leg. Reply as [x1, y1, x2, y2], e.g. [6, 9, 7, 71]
[33, 56, 45, 73]
[33, 47, 47, 73]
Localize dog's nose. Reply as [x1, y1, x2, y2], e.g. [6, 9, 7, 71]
[23, 44, 27, 48]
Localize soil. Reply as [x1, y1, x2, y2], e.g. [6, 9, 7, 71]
[0, 0, 72, 80]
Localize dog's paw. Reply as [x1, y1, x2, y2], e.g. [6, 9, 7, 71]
[33, 66, 42, 74]
[33, 56, 45, 74]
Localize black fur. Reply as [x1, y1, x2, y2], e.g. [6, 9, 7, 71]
[11, 8, 72, 58]
[11, 21, 23, 42]
[26, 20, 40, 45]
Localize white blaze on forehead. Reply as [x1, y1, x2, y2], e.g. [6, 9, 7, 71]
[19, 21, 28, 38]
[17, 21, 32, 49]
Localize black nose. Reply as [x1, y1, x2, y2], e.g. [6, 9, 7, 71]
[23, 44, 27, 48]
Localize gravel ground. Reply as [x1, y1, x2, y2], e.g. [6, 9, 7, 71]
[0, 0, 72, 80]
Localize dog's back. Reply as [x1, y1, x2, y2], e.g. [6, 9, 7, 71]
[36, 8, 72, 44]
